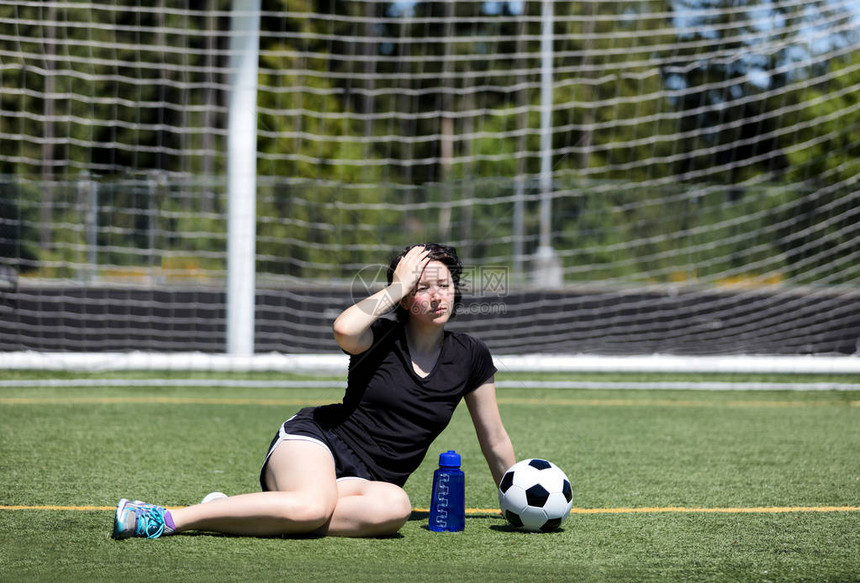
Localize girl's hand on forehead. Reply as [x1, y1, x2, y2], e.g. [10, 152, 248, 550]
[391, 245, 432, 295]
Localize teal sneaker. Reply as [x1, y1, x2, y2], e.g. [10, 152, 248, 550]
[112, 498, 174, 540]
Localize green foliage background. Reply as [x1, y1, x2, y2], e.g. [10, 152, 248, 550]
[0, 1, 858, 285]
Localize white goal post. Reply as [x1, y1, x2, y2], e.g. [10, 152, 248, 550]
[226, 0, 261, 356]
[0, 1, 858, 373]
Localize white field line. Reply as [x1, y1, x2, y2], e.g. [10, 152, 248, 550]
[3, 352, 860, 375]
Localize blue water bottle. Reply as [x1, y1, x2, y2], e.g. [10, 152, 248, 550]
[428, 450, 465, 532]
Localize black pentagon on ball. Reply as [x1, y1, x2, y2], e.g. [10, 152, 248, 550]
[499, 471, 515, 493]
[528, 458, 552, 470]
[562, 479, 572, 503]
[540, 517, 563, 532]
[503, 509, 523, 528]
[525, 483, 550, 507]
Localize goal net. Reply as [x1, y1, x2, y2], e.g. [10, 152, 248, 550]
[1, 1, 858, 371]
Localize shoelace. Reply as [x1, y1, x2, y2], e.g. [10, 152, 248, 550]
[134, 504, 166, 539]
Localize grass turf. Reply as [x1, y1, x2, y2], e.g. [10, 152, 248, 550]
[1, 374, 858, 581]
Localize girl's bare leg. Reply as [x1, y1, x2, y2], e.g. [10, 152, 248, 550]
[322, 479, 412, 537]
[169, 440, 338, 537]
[167, 439, 412, 538]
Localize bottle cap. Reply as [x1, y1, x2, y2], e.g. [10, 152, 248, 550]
[439, 450, 461, 468]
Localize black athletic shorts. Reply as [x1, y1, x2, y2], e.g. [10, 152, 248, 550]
[259, 407, 374, 491]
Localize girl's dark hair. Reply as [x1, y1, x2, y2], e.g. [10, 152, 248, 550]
[387, 242, 463, 322]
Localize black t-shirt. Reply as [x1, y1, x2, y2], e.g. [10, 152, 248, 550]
[310, 318, 497, 486]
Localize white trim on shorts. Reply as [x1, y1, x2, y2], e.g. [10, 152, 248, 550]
[261, 417, 369, 485]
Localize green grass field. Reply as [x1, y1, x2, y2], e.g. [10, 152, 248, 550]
[1, 371, 858, 582]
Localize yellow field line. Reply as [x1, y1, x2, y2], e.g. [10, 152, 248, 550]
[1, 396, 857, 408]
[563, 506, 860, 515]
[436, 506, 860, 515]
[1, 505, 118, 511]
[2, 505, 858, 515]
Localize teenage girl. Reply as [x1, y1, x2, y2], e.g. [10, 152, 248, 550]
[112, 243, 515, 538]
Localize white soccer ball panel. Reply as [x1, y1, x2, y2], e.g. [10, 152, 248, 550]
[499, 484, 529, 514]
[543, 491, 573, 522]
[517, 505, 551, 531]
[507, 459, 567, 494]
[510, 464, 543, 489]
[542, 468, 567, 493]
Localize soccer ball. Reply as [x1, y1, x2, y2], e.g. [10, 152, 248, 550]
[498, 458, 573, 532]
